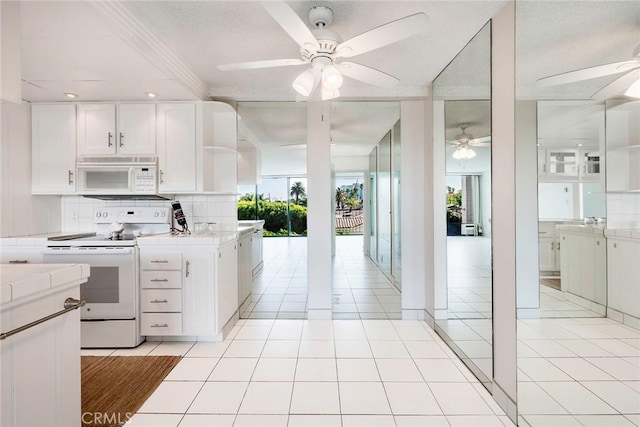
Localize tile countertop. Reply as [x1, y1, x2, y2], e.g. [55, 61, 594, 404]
[137, 231, 239, 246]
[556, 224, 606, 235]
[238, 220, 265, 229]
[1, 263, 90, 306]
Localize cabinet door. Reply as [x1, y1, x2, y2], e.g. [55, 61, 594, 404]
[579, 234, 595, 301]
[538, 148, 547, 176]
[559, 234, 571, 292]
[157, 104, 197, 192]
[183, 248, 216, 335]
[620, 239, 640, 318]
[594, 237, 607, 305]
[217, 242, 238, 329]
[539, 237, 556, 271]
[31, 104, 76, 193]
[547, 149, 579, 177]
[117, 104, 156, 155]
[607, 240, 624, 313]
[566, 234, 581, 296]
[77, 104, 116, 156]
[0, 247, 44, 264]
[238, 235, 252, 305]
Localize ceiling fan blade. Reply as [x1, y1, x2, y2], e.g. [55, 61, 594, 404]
[217, 58, 307, 71]
[470, 136, 491, 144]
[280, 143, 306, 149]
[262, 1, 319, 51]
[335, 62, 399, 87]
[335, 12, 428, 58]
[537, 60, 639, 87]
[469, 142, 491, 147]
[592, 69, 640, 100]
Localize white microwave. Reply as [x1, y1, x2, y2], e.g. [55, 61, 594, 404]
[77, 157, 157, 194]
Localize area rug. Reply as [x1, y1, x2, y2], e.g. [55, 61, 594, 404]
[81, 355, 181, 427]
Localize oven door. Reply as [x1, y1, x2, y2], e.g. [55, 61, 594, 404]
[43, 246, 137, 319]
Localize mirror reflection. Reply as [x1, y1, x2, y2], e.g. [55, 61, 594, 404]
[433, 22, 493, 387]
[516, 2, 640, 425]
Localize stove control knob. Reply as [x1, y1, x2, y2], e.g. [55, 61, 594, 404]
[154, 212, 159, 217]
[161, 212, 166, 218]
[96, 212, 102, 218]
[103, 212, 108, 218]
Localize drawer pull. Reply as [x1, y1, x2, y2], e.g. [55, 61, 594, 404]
[150, 278, 169, 282]
[150, 323, 168, 328]
[150, 299, 168, 304]
[9, 260, 28, 264]
[150, 260, 169, 264]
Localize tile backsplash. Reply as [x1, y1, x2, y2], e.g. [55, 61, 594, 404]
[607, 193, 640, 229]
[61, 195, 238, 232]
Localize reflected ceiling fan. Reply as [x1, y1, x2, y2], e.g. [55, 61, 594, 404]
[537, 44, 640, 100]
[446, 124, 491, 160]
[217, 1, 428, 100]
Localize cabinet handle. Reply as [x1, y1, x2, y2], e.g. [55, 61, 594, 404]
[542, 164, 546, 173]
[150, 260, 168, 264]
[150, 299, 168, 304]
[551, 241, 555, 250]
[596, 240, 600, 246]
[160, 170, 164, 184]
[613, 243, 617, 248]
[150, 278, 168, 282]
[150, 323, 168, 328]
[557, 242, 560, 250]
[219, 253, 222, 259]
[68, 170, 74, 185]
[9, 260, 28, 264]
[108, 132, 113, 147]
[119, 132, 124, 147]
[185, 260, 190, 277]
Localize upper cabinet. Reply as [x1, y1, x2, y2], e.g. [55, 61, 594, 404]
[157, 103, 197, 193]
[538, 147, 601, 182]
[77, 103, 156, 157]
[606, 100, 640, 193]
[31, 104, 77, 194]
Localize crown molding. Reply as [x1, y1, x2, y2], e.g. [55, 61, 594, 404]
[87, 0, 209, 100]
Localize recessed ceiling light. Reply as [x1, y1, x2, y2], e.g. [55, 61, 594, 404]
[145, 92, 158, 98]
[64, 92, 77, 98]
[577, 143, 584, 147]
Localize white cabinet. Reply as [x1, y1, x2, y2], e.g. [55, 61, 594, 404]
[0, 247, 44, 264]
[31, 104, 76, 193]
[251, 228, 264, 277]
[538, 147, 601, 183]
[559, 227, 607, 307]
[606, 100, 640, 193]
[238, 232, 253, 307]
[157, 103, 197, 193]
[140, 239, 238, 340]
[539, 236, 556, 272]
[201, 102, 237, 193]
[139, 251, 183, 336]
[77, 103, 156, 156]
[607, 236, 640, 318]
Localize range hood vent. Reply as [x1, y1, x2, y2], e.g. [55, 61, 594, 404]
[77, 156, 157, 166]
[83, 194, 170, 201]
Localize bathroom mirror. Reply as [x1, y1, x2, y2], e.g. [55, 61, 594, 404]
[433, 21, 493, 388]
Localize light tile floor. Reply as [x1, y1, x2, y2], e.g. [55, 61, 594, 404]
[241, 236, 401, 320]
[83, 319, 515, 427]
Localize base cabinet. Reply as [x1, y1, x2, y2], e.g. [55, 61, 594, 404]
[238, 232, 253, 306]
[559, 229, 607, 306]
[608, 237, 640, 318]
[140, 240, 238, 339]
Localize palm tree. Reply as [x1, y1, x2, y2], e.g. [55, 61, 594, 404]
[335, 187, 346, 210]
[290, 181, 306, 205]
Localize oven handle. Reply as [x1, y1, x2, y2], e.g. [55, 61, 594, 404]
[44, 247, 135, 255]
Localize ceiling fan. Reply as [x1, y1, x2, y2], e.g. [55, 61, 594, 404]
[537, 44, 640, 100]
[217, 1, 428, 100]
[446, 124, 491, 160]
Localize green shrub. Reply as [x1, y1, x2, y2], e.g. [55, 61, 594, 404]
[237, 199, 308, 236]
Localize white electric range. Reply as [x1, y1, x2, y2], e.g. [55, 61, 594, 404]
[44, 207, 171, 348]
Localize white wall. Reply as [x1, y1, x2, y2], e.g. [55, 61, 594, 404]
[607, 193, 640, 229]
[1, 102, 61, 237]
[0, 1, 22, 104]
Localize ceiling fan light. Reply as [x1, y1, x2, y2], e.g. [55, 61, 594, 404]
[624, 78, 640, 99]
[322, 64, 343, 90]
[452, 146, 476, 160]
[292, 69, 316, 96]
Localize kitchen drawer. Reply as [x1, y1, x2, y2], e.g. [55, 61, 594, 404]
[140, 252, 182, 270]
[140, 270, 182, 289]
[141, 289, 182, 313]
[141, 313, 182, 336]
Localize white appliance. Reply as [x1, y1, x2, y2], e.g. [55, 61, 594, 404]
[44, 207, 171, 348]
[77, 157, 157, 195]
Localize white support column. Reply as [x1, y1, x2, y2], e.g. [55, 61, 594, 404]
[491, 2, 518, 422]
[306, 101, 333, 319]
[0, 1, 22, 104]
[432, 99, 449, 323]
[516, 100, 541, 318]
[400, 100, 428, 320]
